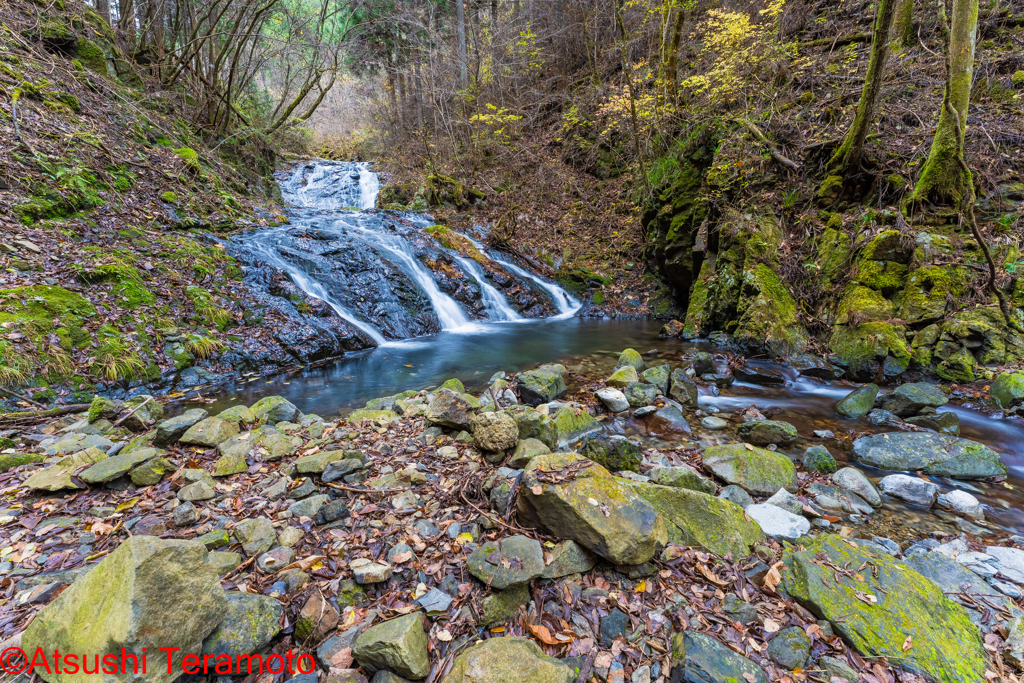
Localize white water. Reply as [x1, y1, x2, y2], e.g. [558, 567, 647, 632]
[454, 256, 523, 322]
[282, 161, 379, 211]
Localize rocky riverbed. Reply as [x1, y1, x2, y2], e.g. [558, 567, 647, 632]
[1, 352, 1024, 683]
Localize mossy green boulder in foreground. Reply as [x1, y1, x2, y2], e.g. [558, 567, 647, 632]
[782, 534, 987, 683]
[991, 372, 1024, 409]
[701, 442, 798, 495]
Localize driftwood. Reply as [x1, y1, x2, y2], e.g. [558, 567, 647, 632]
[0, 404, 91, 426]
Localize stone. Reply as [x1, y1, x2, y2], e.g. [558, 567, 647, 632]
[351, 558, 393, 583]
[596, 388, 630, 413]
[624, 382, 658, 407]
[668, 368, 698, 407]
[852, 432, 1006, 479]
[352, 612, 431, 680]
[22, 536, 226, 683]
[521, 453, 667, 565]
[80, 447, 162, 484]
[579, 433, 642, 473]
[766, 488, 803, 515]
[831, 467, 881, 506]
[745, 503, 810, 540]
[734, 363, 787, 384]
[197, 529, 231, 549]
[135, 515, 168, 535]
[316, 499, 349, 524]
[172, 501, 200, 526]
[25, 447, 108, 491]
[982, 546, 1024, 585]
[647, 405, 692, 437]
[317, 623, 369, 668]
[415, 587, 453, 614]
[660, 320, 684, 337]
[767, 627, 810, 670]
[216, 404, 256, 425]
[541, 540, 596, 579]
[277, 526, 304, 547]
[616, 348, 645, 371]
[621, 480, 763, 557]
[296, 449, 363, 474]
[251, 395, 301, 424]
[177, 480, 215, 501]
[648, 465, 716, 494]
[233, 517, 276, 556]
[426, 388, 474, 430]
[467, 535, 544, 589]
[348, 409, 400, 425]
[782, 534, 987, 683]
[43, 433, 116, 455]
[212, 450, 248, 477]
[802, 445, 837, 474]
[835, 383, 879, 418]
[471, 411, 519, 452]
[290, 494, 330, 519]
[722, 593, 759, 625]
[876, 383, 949, 417]
[904, 411, 961, 436]
[878, 474, 940, 505]
[442, 636, 573, 683]
[1006, 616, 1024, 668]
[737, 419, 798, 446]
[941, 489, 983, 518]
[702, 443, 798, 495]
[505, 406, 558, 449]
[517, 369, 568, 406]
[818, 655, 858, 681]
[719, 485, 753, 508]
[480, 583, 530, 626]
[904, 552, 1015, 629]
[680, 632, 767, 683]
[807, 484, 874, 515]
[201, 592, 282, 657]
[701, 416, 728, 430]
[606, 365, 639, 388]
[600, 609, 630, 645]
[991, 372, 1024, 409]
[508, 438, 550, 468]
[257, 546, 294, 572]
[323, 458, 364, 482]
[641, 365, 671, 393]
[179, 417, 240, 447]
[153, 408, 209, 447]
[551, 406, 602, 445]
[295, 592, 340, 642]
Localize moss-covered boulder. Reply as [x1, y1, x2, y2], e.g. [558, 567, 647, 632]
[876, 382, 948, 416]
[516, 368, 567, 405]
[733, 264, 808, 355]
[991, 372, 1024, 409]
[179, 416, 239, 447]
[605, 365, 639, 387]
[504, 406, 557, 449]
[251, 395, 301, 424]
[616, 348, 645, 371]
[835, 383, 879, 418]
[579, 433, 642, 473]
[736, 419, 798, 446]
[80, 447, 163, 484]
[702, 443, 798, 495]
[829, 284, 910, 380]
[937, 347, 976, 382]
[551, 406, 602, 446]
[852, 432, 1006, 479]
[641, 364, 671, 393]
[520, 453, 667, 565]
[442, 637, 574, 683]
[201, 592, 282, 657]
[782, 534, 986, 683]
[426, 388, 474, 430]
[668, 368, 698, 407]
[352, 612, 431, 680]
[24, 447, 107, 490]
[620, 480, 763, 557]
[0, 453, 45, 472]
[23, 536, 227, 683]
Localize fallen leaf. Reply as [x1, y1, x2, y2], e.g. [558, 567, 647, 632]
[763, 618, 781, 633]
[902, 635, 913, 651]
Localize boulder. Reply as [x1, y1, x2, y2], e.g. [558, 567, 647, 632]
[520, 453, 667, 565]
[251, 395, 301, 424]
[233, 517, 277, 556]
[596, 388, 629, 413]
[296, 449, 363, 474]
[802, 445, 837, 474]
[737, 419, 798, 446]
[606, 365, 638, 387]
[766, 627, 810, 670]
[832, 467, 881, 506]
[641, 364, 671, 394]
[783, 534, 987, 683]
[212, 450, 247, 477]
[352, 613, 431, 680]
[878, 474, 939, 505]
[668, 368, 698, 407]
[517, 369, 567, 405]
[153, 408, 209, 447]
[87, 395, 122, 422]
[201, 592, 282, 657]
[620, 480, 763, 557]
[904, 552, 1016, 630]
[579, 433, 642, 473]
[471, 411, 519, 452]
[179, 417, 240, 447]
[505, 406, 557, 449]
[467, 535, 544, 589]
[295, 592, 340, 642]
[43, 432, 115, 455]
[702, 443, 798, 495]
[540, 540, 596, 579]
[875, 383, 948, 417]
[23, 536, 227, 683]
[852, 432, 1006, 479]
[216, 404, 256, 425]
[647, 405, 692, 437]
[442, 637, 573, 683]
[624, 381, 658, 407]
[733, 363, 786, 384]
[991, 372, 1024, 409]
[904, 411, 960, 436]
[121, 395, 164, 431]
[24, 447, 107, 491]
[719, 485, 753, 508]
[835, 383, 879, 419]
[660, 320, 684, 337]
[648, 465, 716, 494]
[678, 632, 767, 683]
[616, 348, 644, 370]
[508, 438, 550, 469]
[426, 388, 474, 430]
[80, 448, 160, 485]
[348, 409, 400, 424]
[806, 483, 874, 515]
[131, 456, 175, 486]
[551, 406, 602, 446]
[745, 503, 810, 540]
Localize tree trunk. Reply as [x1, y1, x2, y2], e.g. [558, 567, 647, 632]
[911, 0, 978, 207]
[664, 4, 686, 106]
[456, 0, 468, 87]
[95, 0, 111, 25]
[894, 0, 915, 47]
[826, 0, 898, 177]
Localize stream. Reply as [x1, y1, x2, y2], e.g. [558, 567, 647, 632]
[212, 161, 1024, 538]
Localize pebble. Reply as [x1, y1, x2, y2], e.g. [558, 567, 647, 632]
[813, 429, 835, 439]
[701, 416, 728, 430]
[350, 558, 393, 583]
[172, 502, 199, 527]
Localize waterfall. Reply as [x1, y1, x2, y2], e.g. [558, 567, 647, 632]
[454, 256, 523, 322]
[282, 161, 379, 211]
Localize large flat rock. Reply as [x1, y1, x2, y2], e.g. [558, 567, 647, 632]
[852, 432, 1006, 479]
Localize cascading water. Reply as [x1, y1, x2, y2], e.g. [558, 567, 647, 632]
[454, 256, 523, 322]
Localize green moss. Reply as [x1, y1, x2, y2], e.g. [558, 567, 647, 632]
[835, 284, 894, 325]
[74, 261, 155, 308]
[816, 175, 843, 207]
[893, 266, 964, 324]
[936, 347, 976, 382]
[0, 453, 45, 472]
[861, 230, 913, 263]
[733, 264, 808, 355]
[75, 38, 107, 74]
[425, 225, 485, 261]
[160, 191, 177, 203]
[816, 227, 851, 289]
[855, 259, 907, 293]
[592, 291, 604, 305]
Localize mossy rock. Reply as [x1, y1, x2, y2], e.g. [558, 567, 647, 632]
[733, 264, 808, 356]
[0, 453, 45, 472]
[815, 175, 844, 207]
[855, 259, 906, 293]
[991, 372, 1024, 408]
[936, 347, 976, 383]
[816, 226, 851, 289]
[173, 148, 201, 173]
[75, 38, 107, 75]
[894, 266, 962, 325]
[783, 534, 987, 683]
[74, 261, 155, 308]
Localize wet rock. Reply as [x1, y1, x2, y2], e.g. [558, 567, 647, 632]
[766, 488, 803, 515]
[767, 627, 810, 670]
[807, 484, 874, 515]
[982, 546, 1024, 585]
[904, 552, 1014, 630]
[80, 448, 161, 484]
[517, 368, 568, 405]
[616, 348, 645, 371]
[233, 517, 276, 555]
[426, 388, 474, 430]
[852, 432, 1006, 479]
[737, 419, 798, 446]
[733, 363, 786, 384]
[939, 490, 983, 518]
[22, 536, 227, 683]
[991, 372, 1024, 409]
[25, 448, 107, 491]
[904, 411, 960, 436]
[875, 383, 948, 417]
[660, 320, 684, 337]
[679, 632, 767, 683]
[579, 433, 642, 473]
[831, 467, 881, 506]
[606, 365, 639, 387]
[802, 445, 837, 474]
[552, 406, 602, 445]
[641, 364, 671, 393]
[541, 540, 596, 579]
[508, 438, 550, 468]
[647, 405, 691, 437]
[443, 636, 573, 683]
[295, 592, 340, 642]
[719, 485, 753, 508]
[202, 592, 282, 657]
[251, 395, 301, 424]
[180, 417, 240, 447]
[867, 409, 904, 426]
[216, 404, 256, 425]
[471, 411, 519, 452]
[596, 387, 629, 412]
[153, 408, 208, 447]
[467, 535, 544, 589]
[520, 453, 667, 565]
[505, 406, 557, 449]
[788, 354, 839, 379]
[352, 612, 431, 680]
[723, 593, 759, 625]
[745, 503, 810, 540]
[621, 480, 764, 557]
[835, 383, 879, 419]
[783, 534, 987, 683]
[668, 368, 698, 407]
[649, 465, 716, 494]
[350, 558, 393, 583]
[701, 416, 728, 430]
[879, 474, 939, 505]
[702, 443, 798, 495]
[624, 382, 658, 407]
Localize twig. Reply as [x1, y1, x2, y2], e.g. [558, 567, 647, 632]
[741, 120, 800, 171]
[324, 482, 411, 494]
[113, 397, 154, 427]
[0, 385, 45, 409]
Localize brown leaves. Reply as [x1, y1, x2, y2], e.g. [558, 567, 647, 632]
[763, 561, 785, 592]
